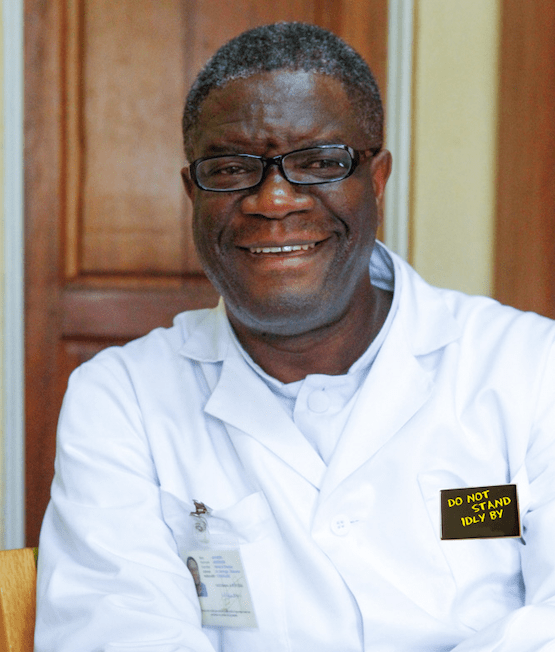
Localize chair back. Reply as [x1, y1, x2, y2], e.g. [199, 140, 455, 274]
[0, 548, 37, 652]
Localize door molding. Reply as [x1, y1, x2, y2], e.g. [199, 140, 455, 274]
[2, 0, 25, 549]
[384, 0, 414, 260]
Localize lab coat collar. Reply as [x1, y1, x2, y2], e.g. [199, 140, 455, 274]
[178, 303, 327, 488]
[383, 242, 462, 356]
[178, 243, 461, 363]
[177, 298, 232, 363]
[204, 356, 327, 489]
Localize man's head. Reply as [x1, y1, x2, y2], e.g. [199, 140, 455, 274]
[182, 23, 391, 343]
[182, 22, 384, 159]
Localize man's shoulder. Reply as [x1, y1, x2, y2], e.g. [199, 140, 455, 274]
[434, 281, 554, 343]
[75, 305, 222, 379]
[392, 250, 555, 360]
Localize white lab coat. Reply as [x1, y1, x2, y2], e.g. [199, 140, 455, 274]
[35, 243, 555, 652]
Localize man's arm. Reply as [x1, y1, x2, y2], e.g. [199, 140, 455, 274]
[34, 357, 217, 652]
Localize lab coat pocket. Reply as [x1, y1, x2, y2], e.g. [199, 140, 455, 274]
[160, 489, 289, 652]
[510, 465, 531, 534]
[418, 470, 525, 632]
[159, 489, 276, 551]
[208, 492, 275, 546]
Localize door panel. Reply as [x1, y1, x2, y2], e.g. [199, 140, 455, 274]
[25, 0, 388, 544]
[78, 0, 194, 275]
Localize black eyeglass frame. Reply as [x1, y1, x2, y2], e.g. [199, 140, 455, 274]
[188, 144, 381, 192]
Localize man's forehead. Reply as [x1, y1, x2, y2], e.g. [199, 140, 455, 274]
[189, 70, 361, 156]
[199, 70, 343, 117]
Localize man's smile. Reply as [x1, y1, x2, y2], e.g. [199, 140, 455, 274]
[248, 242, 316, 254]
[233, 236, 332, 273]
[245, 241, 320, 254]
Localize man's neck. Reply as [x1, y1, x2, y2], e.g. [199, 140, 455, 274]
[228, 285, 393, 384]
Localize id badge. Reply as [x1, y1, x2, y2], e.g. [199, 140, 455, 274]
[186, 501, 257, 628]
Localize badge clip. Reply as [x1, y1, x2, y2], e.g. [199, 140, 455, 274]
[190, 500, 212, 545]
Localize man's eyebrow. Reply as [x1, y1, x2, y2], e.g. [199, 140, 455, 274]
[199, 136, 264, 155]
[202, 144, 245, 155]
[199, 138, 351, 157]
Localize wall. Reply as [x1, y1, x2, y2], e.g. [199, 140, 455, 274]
[410, 0, 500, 296]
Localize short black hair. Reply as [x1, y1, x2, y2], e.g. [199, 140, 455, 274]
[182, 22, 383, 159]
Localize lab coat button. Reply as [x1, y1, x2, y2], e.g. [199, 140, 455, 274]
[330, 515, 350, 536]
[307, 389, 329, 413]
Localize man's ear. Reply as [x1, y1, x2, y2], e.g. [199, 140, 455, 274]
[371, 149, 392, 201]
[370, 150, 392, 223]
[181, 167, 195, 200]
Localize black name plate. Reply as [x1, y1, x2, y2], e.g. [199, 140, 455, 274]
[441, 484, 520, 540]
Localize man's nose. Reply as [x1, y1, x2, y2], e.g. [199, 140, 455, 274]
[241, 167, 314, 219]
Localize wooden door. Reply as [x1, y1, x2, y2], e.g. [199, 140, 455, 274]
[24, 0, 388, 545]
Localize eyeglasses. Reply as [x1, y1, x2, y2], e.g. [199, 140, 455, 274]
[189, 144, 380, 192]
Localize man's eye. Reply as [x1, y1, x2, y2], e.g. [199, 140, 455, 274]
[201, 157, 260, 179]
[303, 157, 346, 170]
[210, 163, 251, 176]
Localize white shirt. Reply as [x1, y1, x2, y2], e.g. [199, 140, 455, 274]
[35, 242, 555, 652]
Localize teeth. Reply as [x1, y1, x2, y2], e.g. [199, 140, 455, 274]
[249, 243, 317, 254]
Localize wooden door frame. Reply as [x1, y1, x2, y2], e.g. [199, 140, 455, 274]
[384, 0, 414, 261]
[2, 0, 25, 550]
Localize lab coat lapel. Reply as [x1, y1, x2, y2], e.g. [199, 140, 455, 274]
[320, 260, 461, 499]
[204, 356, 326, 490]
[321, 314, 434, 499]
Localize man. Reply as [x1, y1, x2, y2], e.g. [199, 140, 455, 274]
[35, 22, 555, 652]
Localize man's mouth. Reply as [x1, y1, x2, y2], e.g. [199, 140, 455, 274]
[248, 243, 317, 254]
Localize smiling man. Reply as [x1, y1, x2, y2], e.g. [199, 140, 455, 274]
[183, 67, 391, 381]
[35, 23, 555, 652]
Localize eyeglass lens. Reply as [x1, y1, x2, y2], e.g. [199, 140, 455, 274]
[195, 147, 354, 191]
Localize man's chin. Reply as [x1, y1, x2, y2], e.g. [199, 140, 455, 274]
[226, 293, 340, 338]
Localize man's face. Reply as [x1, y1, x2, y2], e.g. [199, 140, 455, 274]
[183, 70, 391, 337]
[187, 559, 201, 585]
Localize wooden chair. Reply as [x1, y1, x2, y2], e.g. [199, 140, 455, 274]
[0, 548, 37, 652]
